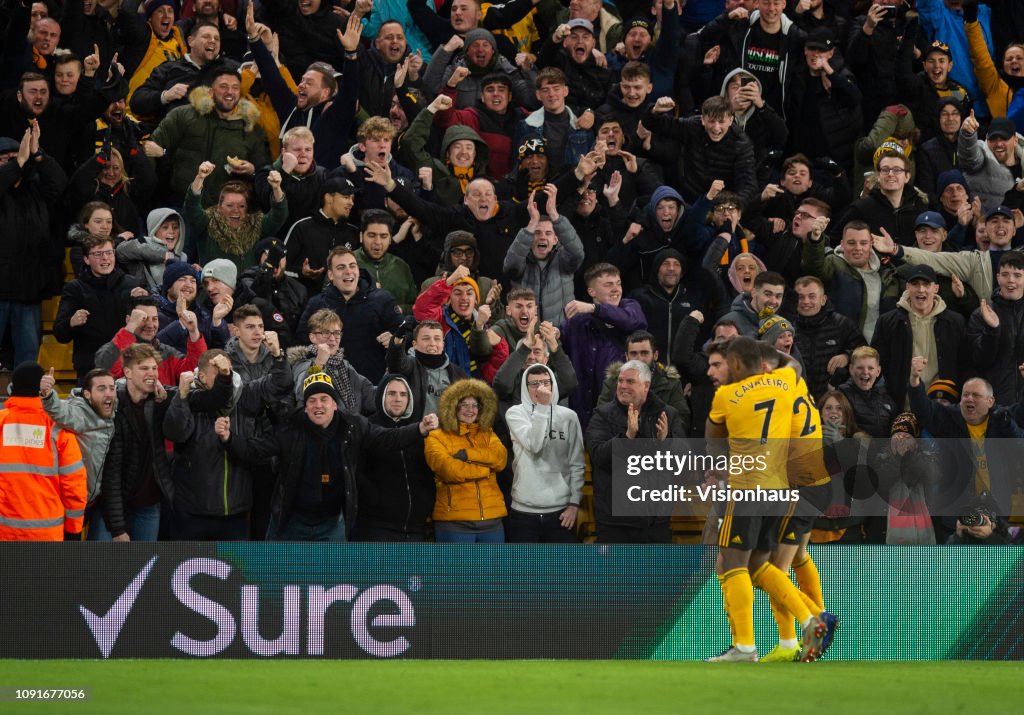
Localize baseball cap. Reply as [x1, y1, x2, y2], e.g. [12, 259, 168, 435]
[567, 18, 595, 34]
[904, 264, 938, 283]
[914, 211, 946, 230]
[987, 117, 1017, 140]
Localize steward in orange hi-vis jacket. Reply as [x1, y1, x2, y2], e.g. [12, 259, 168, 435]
[0, 363, 87, 541]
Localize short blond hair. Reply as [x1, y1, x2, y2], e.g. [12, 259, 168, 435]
[282, 126, 315, 148]
[307, 308, 342, 333]
[851, 346, 880, 365]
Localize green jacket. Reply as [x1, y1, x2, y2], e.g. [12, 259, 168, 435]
[183, 187, 288, 270]
[355, 249, 418, 314]
[897, 245, 998, 302]
[399, 111, 489, 207]
[597, 362, 691, 432]
[152, 87, 271, 205]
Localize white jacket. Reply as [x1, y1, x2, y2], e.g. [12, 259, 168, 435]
[504, 364, 585, 513]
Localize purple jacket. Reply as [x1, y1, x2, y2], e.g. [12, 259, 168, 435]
[561, 299, 647, 428]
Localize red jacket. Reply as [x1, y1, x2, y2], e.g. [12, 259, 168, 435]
[101, 328, 206, 386]
[413, 279, 509, 385]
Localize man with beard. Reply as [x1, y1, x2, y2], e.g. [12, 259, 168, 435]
[40, 367, 116, 539]
[245, 7, 361, 168]
[608, 184, 688, 291]
[178, 0, 245, 60]
[284, 176, 359, 297]
[184, 161, 287, 268]
[435, 72, 525, 180]
[401, 94, 490, 206]
[606, 10, 681, 101]
[629, 248, 720, 365]
[95, 296, 207, 384]
[53, 234, 147, 379]
[131, 23, 239, 126]
[146, 69, 271, 206]
[424, 28, 534, 110]
[0, 71, 107, 175]
[958, 112, 1024, 213]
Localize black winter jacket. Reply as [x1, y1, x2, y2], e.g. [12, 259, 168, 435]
[297, 273, 404, 383]
[585, 392, 686, 528]
[0, 155, 67, 302]
[793, 306, 866, 401]
[642, 113, 758, 208]
[129, 55, 240, 122]
[229, 407, 424, 535]
[871, 303, 966, 408]
[966, 292, 1024, 405]
[163, 373, 258, 517]
[52, 267, 143, 374]
[355, 374, 435, 537]
[838, 378, 898, 438]
[100, 386, 175, 536]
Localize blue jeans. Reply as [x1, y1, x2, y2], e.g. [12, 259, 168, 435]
[433, 522, 505, 543]
[87, 502, 161, 542]
[0, 301, 41, 368]
[267, 512, 347, 542]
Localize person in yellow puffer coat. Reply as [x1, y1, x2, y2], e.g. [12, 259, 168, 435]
[424, 378, 507, 542]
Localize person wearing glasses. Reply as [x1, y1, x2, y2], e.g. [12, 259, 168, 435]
[288, 307, 375, 416]
[835, 148, 928, 246]
[53, 233, 148, 380]
[504, 364, 584, 543]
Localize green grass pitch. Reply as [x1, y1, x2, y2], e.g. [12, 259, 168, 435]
[2, 660, 1021, 714]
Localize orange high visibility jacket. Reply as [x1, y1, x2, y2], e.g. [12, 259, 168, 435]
[0, 396, 87, 541]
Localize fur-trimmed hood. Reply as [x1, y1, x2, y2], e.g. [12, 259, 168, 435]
[437, 378, 497, 433]
[188, 86, 261, 132]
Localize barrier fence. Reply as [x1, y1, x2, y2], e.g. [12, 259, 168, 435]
[1, 544, 1021, 660]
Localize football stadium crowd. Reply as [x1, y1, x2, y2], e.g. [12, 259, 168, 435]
[1, 0, 1024, 549]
